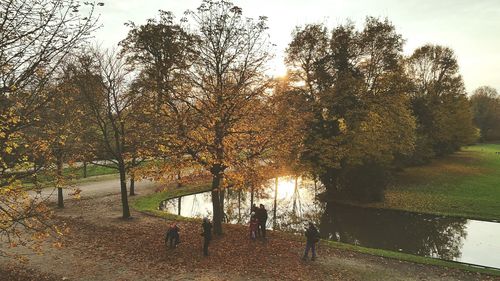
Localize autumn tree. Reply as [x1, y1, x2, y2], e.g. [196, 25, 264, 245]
[470, 86, 500, 141]
[122, 1, 274, 234]
[0, 0, 99, 254]
[406, 44, 477, 163]
[285, 18, 416, 201]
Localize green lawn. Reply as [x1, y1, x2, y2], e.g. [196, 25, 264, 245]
[360, 143, 500, 221]
[23, 163, 118, 187]
[131, 182, 211, 219]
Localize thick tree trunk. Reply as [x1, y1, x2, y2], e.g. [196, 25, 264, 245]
[219, 189, 225, 223]
[211, 189, 222, 235]
[57, 158, 64, 208]
[83, 161, 87, 178]
[119, 164, 131, 219]
[210, 165, 223, 235]
[129, 175, 135, 196]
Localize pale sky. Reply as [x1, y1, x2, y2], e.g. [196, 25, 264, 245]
[94, 0, 500, 93]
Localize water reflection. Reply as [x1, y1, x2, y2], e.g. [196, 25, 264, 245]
[158, 176, 500, 269]
[319, 203, 467, 260]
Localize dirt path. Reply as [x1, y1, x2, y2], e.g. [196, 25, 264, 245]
[2, 181, 499, 281]
[32, 176, 159, 203]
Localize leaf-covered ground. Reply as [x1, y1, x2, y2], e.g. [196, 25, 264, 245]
[1, 191, 499, 281]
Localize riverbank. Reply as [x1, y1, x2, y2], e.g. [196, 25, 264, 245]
[130, 182, 500, 277]
[342, 143, 500, 221]
[2, 190, 498, 281]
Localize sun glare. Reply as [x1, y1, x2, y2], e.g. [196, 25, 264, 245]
[276, 177, 297, 200]
[269, 60, 288, 78]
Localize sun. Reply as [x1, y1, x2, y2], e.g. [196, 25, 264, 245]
[268, 59, 288, 78]
[276, 177, 297, 200]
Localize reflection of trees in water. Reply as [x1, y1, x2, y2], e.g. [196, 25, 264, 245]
[157, 180, 467, 262]
[222, 177, 325, 229]
[320, 203, 467, 260]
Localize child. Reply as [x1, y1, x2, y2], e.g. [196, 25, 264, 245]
[165, 222, 180, 249]
[249, 213, 259, 240]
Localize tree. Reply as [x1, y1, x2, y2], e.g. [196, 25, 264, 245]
[470, 86, 500, 141]
[123, 1, 274, 234]
[74, 49, 137, 219]
[406, 44, 477, 162]
[285, 18, 416, 201]
[31, 64, 92, 208]
[0, 0, 99, 254]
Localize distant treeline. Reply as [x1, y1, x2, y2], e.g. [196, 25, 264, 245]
[471, 86, 500, 142]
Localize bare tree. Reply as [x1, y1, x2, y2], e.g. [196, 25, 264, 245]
[76, 48, 137, 219]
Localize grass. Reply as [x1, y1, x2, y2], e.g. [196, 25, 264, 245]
[22, 163, 118, 188]
[323, 240, 500, 277]
[131, 182, 211, 217]
[355, 143, 500, 221]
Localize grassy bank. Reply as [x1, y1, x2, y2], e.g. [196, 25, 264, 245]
[131, 182, 211, 220]
[323, 240, 500, 276]
[346, 143, 500, 221]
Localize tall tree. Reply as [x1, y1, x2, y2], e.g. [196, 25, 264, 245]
[74, 49, 137, 219]
[407, 44, 477, 162]
[285, 18, 416, 201]
[128, 1, 274, 234]
[470, 86, 500, 141]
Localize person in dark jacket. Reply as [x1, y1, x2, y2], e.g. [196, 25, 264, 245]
[302, 222, 320, 261]
[201, 217, 212, 256]
[165, 222, 180, 249]
[257, 204, 268, 239]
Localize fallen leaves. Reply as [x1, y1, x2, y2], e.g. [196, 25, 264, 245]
[59, 216, 345, 280]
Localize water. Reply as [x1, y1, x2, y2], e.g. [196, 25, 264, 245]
[159, 176, 500, 269]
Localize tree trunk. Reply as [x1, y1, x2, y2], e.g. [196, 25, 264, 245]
[119, 164, 131, 219]
[219, 189, 225, 223]
[83, 161, 87, 178]
[177, 170, 182, 215]
[129, 174, 135, 196]
[273, 177, 278, 229]
[238, 191, 241, 223]
[250, 185, 254, 214]
[177, 197, 181, 216]
[210, 166, 223, 235]
[57, 157, 64, 208]
[292, 177, 298, 213]
[33, 162, 38, 185]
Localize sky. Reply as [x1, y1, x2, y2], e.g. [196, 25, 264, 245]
[93, 0, 500, 93]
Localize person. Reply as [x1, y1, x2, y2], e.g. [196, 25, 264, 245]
[257, 204, 268, 239]
[251, 203, 258, 214]
[302, 222, 320, 261]
[201, 217, 212, 256]
[165, 222, 180, 249]
[249, 213, 259, 240]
